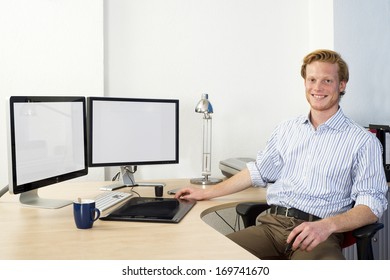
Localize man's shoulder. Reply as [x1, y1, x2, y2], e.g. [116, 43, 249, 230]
[342, 117, 380, 148]
[344, 117, 374, 137]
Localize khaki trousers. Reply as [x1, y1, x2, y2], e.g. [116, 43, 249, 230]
[226, 214, 345, 260]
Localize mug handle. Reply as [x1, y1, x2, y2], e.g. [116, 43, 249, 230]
[92, 208, 101, 221]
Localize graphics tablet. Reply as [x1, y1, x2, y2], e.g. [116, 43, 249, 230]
[100, 197, 196, 223]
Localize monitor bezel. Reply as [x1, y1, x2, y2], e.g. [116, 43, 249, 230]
[87, 96, 179, 168]
[7, 96, 88, 195]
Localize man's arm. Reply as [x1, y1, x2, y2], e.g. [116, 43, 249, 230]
[287, 205, 378, 252]
[175, 168, 253, 201]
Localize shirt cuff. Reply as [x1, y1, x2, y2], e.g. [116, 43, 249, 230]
[247, 161, 267, 187]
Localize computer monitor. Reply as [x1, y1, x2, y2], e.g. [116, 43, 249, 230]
[87, 97, 179, 187]
[6, 96, 88, 208]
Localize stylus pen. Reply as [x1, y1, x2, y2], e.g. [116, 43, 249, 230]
[285, 235, 297, 254]
[285, 242, 293, 254]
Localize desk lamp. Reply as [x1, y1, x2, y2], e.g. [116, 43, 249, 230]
[190, 94, 222, 185]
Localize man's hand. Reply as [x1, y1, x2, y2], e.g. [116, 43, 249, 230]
[286, 220, 333, 252]
[174, 187, 208, 201]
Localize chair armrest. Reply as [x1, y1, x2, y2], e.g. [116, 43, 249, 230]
[236, 202, 271, 228]
[351, 222, 384, 260]
[352, 222, 384, 239]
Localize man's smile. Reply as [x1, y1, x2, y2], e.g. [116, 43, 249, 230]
[311, 94, 327, 99]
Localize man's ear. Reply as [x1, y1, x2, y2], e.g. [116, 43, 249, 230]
[339, 80, 347, 93]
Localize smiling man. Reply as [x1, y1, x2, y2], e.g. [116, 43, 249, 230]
[175, 49, 388, 260]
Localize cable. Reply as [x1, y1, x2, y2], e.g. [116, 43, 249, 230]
[129, 187, 140, 197]
[0, 185, 9, 198]
[112, 166, 138, 185]
[111, 172, 120, 181]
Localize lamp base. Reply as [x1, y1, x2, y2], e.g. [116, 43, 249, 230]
[190, 177, 222, 185]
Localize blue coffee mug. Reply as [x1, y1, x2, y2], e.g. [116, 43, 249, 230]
[73, 199, 101, 229]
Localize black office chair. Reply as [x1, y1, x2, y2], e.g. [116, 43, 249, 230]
[235, 202, 384, 260]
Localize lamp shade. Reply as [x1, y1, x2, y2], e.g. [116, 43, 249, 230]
[195, 93, 213, 114]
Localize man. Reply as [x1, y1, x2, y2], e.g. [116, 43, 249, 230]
[175, 49, 388, 259]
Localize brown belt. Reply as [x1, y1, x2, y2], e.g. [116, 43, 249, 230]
[270, 205, 321, 222]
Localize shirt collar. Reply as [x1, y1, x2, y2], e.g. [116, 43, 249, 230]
[301, 107, 347, 131]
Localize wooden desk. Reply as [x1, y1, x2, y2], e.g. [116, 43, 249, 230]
[0, 179, 266, 260]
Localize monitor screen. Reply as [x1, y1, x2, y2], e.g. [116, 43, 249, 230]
[87, 97, 179, 185]
[6, 96, 88, 208]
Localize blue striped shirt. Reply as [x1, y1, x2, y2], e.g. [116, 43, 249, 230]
[247, 108, 388, 219]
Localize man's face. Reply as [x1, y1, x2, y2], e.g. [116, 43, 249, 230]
[304, 61, 346, 114]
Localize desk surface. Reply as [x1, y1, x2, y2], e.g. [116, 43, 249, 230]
[0, 179, 266, 260]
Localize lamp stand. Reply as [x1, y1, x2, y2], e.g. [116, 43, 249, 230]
[190, 113, 222, 185]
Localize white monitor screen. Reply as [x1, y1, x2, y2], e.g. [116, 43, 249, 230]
[7, 96, 88, 195]
[88, 97, 179, 167]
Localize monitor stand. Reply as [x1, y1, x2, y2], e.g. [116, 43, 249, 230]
[100, 166, 165, 197]
[19, 189, 72, 209]
[120, 166, 164, 187]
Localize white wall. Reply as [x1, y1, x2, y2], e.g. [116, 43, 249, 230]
[104, 0, 325, 182]
[0, 0, 105, 188]
[6, 0, 384, 188]
[334, 0, 390, 126]
[308, 0, 334, 50]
